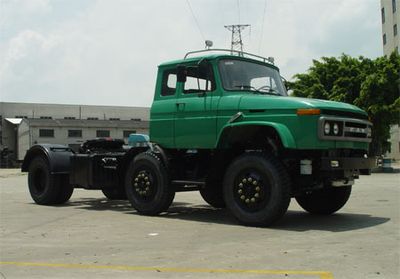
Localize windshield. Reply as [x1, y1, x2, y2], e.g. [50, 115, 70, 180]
[218, 59, 287, 96]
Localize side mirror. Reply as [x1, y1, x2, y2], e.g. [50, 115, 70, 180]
[177, 65, 187, 83]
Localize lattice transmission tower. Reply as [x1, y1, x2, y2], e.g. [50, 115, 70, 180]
[224, 24, 250, 53]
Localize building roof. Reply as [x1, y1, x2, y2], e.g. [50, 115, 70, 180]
[5, 118, 23, 125]
[21, 118, 149, 129]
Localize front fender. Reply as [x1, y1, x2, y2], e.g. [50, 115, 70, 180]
[21, 144, 73, 174]
[216, 121, 296, 149]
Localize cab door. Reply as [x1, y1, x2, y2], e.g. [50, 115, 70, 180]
[150, 67, 178, 148]
[174, 64, 219, 149]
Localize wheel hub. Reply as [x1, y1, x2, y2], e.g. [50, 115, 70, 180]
[237, 174, 262, 206]
[133, 171, 152, 197]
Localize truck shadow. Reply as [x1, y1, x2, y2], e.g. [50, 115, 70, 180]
[62, 198, 390, 232]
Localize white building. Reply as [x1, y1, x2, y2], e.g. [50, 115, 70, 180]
[381, 0, 400, 55]
[0, 102, 150, 167]
[381, 0, 400, 160]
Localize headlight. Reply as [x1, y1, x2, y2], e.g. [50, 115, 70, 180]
[324, 122, 331, 135]
[333, 123, 339, 135]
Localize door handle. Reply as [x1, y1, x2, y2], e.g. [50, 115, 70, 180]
[176, 102, 185, 108]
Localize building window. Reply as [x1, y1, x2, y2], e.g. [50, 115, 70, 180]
[393, 0, 397, 13]
[394, 24, 398, 36]
[96, 130, 110, 137]
[382, 7, 385, 23]
[40, 116, 52, 119]
[68, 130, 82, 138]
[123, 130, 136, 138]
[395, 46, 399, 53]
[64, 116, 76, 120]
[131, 118, 141, 121]
[109, 118, 120, 120]
[383, 33, 387, 45]
[87, 117, 99, 120]
[39, 129, 54, 138]
[15, 115, 27, 119]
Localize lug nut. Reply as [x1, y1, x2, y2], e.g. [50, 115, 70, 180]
[145, 187, 150, 191]
[252, 181, 257, 185]
[240, 195, 245, 200]
[242, 178, 247, 183]
[255, 186, 260, 192]
[238, 189, 243, 194]
[245, 198, 250, 204]
[238, 183, 243, 188]
[254, 193, 260, 198]
[248, 177, 253, 182]
[251, 198, 256, 203]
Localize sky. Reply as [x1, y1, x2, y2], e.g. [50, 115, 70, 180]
[0, 0, 382, 107]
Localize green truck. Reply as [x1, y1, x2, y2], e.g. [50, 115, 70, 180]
[22, 49, 375, 226]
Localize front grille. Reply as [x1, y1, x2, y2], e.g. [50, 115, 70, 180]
[344, 122, 369, 139]
[318, 116, 372, 142]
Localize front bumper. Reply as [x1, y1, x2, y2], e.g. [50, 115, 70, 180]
[320, 157, 376, 171]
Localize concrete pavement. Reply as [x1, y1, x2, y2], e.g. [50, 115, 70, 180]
[0, 169, 399, 278]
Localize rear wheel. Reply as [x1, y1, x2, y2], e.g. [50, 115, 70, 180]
[56, 174, 74, 203]
[200, 182, 225, 208]
[295, 186, 352, 215]
[102, 188, 127, 200]
[28, 157, 73, 205]
[125, 152, 175, 215]
[223, 152, 290, 226]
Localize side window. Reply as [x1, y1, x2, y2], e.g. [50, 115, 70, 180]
[161, 70, 177, 96]
[184, 65, 215, 94]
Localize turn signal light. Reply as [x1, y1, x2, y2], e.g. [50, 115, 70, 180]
[296, 108, 321, 115]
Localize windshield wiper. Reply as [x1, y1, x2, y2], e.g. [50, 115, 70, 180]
[234, 85, 281, 96]
[234, 85, 262, 94]
[255, 86, 281, 95]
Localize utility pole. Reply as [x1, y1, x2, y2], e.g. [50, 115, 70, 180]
[224, 24, 250, 53]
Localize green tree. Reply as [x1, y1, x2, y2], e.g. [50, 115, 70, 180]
[288, 52, 400, 155]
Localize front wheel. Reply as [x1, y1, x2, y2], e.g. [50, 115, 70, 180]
[125, 152, 175, 215]
[223, 152, 291, 227]
[295, 186, 352, 215]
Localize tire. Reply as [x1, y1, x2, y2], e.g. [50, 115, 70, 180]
[102, 188, 127, 200]
[223, 152, 291, 227]
[295, 186, 352, 215]
[125, 152, 175, 215]
[28, 157, 73, 205]
[200, 178, 225, 208]
[55, 174, 74, 203]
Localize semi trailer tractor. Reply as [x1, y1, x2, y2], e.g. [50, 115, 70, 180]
[22, 49, 376, 226]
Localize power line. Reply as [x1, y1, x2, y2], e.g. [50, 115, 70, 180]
[258, 0, 267, 53]
[185, 0, 205, 41]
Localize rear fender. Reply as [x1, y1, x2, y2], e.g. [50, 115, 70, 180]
[21, 144, 73, 174]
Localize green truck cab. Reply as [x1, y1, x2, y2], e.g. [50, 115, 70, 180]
[22, 49, 376, 226]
